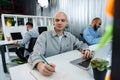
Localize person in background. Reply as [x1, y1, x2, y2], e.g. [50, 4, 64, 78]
[13, 22, 39, 62]
[28, 11, 93, 76]
[83, 17, 102, 45]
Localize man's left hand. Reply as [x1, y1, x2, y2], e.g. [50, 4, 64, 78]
[81, 50, 93, 59]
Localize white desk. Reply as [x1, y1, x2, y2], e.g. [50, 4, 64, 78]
[0, 40, 14, 73]
[0, 40, 14, 45]
[9, 50, 95, 80]
[9, 44, 111, 80]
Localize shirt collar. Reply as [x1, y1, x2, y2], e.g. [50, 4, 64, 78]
[28, 28, 33, 31]
[51, 30, 67, 38]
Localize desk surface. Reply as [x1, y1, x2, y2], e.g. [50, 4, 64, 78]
[0, 40, 22, 45]
[9, 44, 111, 80]
[9, 50, 94, 80]
[0, 40, 14, 45]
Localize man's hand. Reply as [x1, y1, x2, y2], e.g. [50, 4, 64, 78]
[81, 50, 93, 59]
[36, 62, 56, 76]
[13, 40, 18, 44]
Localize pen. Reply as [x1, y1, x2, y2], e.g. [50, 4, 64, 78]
[40, 54, 56, 72]
[40, 54, 49, 65]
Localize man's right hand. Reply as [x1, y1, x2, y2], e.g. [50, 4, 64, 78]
[13, 40, 18, 44]
[36, 62, 56, 76]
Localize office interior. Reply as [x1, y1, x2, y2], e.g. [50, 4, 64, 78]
[0, 0, 119, 80]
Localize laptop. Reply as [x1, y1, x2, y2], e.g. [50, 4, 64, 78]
[70, 57, 92, 70]
[70, 42, 112, 70]
[10, 32, 23, 40]
[38, 27, 47, 34]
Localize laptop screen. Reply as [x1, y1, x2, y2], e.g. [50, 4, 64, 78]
[10, 32, 23, 40]
[38, 27, 47, 34]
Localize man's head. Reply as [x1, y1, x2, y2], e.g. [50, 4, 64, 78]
[91, 18, 102, 31]
[53, 11, 68, 31]
[26, 22, 33, 31]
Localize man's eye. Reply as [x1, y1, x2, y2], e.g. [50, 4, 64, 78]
[61, 19, 65, 22]
[55, 19, 59, 22]
[55, 19, 66, 22]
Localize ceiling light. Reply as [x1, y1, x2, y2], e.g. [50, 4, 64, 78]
[38, 0, 48, 8]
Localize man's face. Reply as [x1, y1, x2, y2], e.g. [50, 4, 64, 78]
[93, 20, 102, 31]
[53, 13, 68, 31]
[93, 24, 98, 31]
[26, 25, 30, 31]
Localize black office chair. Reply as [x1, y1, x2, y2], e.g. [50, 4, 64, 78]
[26, 38, 37, 53]
[15, 38, 37, 62]
[80, 33, 89, 45]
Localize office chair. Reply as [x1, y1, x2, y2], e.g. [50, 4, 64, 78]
[80, 33, 89, 45]
[15, 38, 37, 63]
[26, 38, 37, 53]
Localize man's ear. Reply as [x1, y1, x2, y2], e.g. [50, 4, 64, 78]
[66, 24, 69, 29]
[53, 19, 55, 25]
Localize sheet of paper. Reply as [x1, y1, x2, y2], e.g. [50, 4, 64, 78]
[30, 69, 73, 80]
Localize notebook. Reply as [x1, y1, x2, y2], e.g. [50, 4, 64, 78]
[30, 69, 73, 80]
[10, 32, 23, 40]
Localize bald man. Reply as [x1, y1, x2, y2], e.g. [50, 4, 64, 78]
[83, 18, 102, 45]
[28, 12, 92, 76]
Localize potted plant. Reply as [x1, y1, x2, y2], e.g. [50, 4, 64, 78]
[10, 19, 16, 26]
[7, 18, 16, 26]
[90, 58, 111, 80]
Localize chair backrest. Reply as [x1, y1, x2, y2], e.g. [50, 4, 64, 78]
[80, 33, 89, 45]
[27, 38, 37, 52]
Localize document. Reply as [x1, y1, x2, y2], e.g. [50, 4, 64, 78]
[30, 69, 73, 80]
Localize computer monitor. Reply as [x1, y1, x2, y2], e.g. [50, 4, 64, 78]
[10, 32, 23, 40]
[38, 27, 47, 34]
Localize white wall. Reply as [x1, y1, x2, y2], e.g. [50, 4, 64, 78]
[37, 0, 113, 39]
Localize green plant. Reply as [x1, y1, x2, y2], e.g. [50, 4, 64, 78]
[0, 34, 3, 40]
[10, 19, 16, 26]
[7, 18, 16, 26]
[90, 58, 110, 71]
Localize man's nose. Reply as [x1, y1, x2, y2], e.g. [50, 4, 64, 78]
[58, 20, 62, 24]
